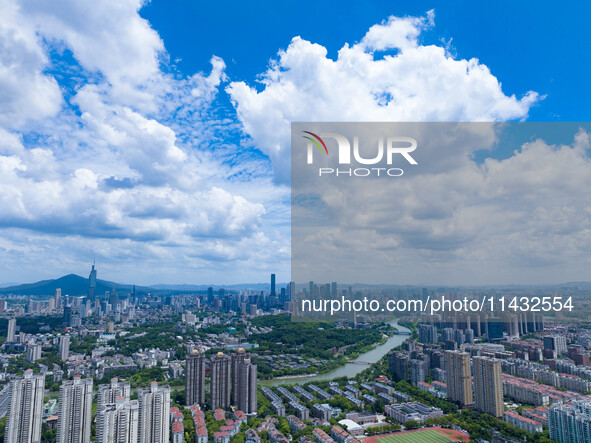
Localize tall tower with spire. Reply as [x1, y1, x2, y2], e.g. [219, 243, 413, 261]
[88, 263, 97, 302]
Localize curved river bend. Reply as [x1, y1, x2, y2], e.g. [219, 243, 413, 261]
[259, 321, 410, 386]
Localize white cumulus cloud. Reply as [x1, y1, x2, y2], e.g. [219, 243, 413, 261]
[227, 11, 540, 184]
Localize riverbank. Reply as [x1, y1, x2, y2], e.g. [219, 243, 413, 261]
[258, 320, 410, 386]
[264, 373, 319, 380]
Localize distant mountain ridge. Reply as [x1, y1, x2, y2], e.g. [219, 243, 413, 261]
[0, 275, 287, 297]
[2, 274, 587, 298]
[0, 274, 150, 297]
[0, 282, 20, 288]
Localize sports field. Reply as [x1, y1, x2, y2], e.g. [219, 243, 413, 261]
[375, 429, 455, 443]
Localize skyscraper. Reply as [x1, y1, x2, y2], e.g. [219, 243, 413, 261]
[63, 305, 72, 326]
[473, 356, 503, 417]
[138, 382, 170, 443]
[96, 397, 139, 443]
[55, 288, 62, 309]
[231, 349, 247, 405]
[418, 324, 438, 343]
[549, 401, 591, 443]
[388, 351, 409, 381]
[441, 328, 455, 342]
[6, 318, 16, 343]
[544, 335, 568, 357]
[60, 335, 70, 362]
[97, 378, 131, 412]
[270, 274, 276, 298]
[465, 328, 475, 344]
[486, 318, 504, 340]
[109, 287, 119, 310]
[410, 359, 426, 386]
[57, 375, 93, 443]
[4, 369, 45, 443]
[210, 352, 231, 410]
[88, 264, 97, 302]
[231, 349, 257, 414]
[185, 351, 206, 407]
[288, 281, 295, 301]
[445, 350, 474, 407]
[25, 342, 42, 362]
[237, 359, 257, 415]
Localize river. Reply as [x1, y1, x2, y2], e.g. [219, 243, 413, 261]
[258, 320, 411, 386]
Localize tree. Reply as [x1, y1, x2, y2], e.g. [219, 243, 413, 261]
[41, 421, 57, 443]
[280, 422, 291, 435]
[372, 399, 385, 414]
[173, 390, 185, 405]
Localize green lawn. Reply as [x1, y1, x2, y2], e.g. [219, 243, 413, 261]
[376, 429, 454, 443]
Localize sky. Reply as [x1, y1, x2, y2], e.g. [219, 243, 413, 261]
[291, 122, 591, 286]
[0, 0, 590, 285]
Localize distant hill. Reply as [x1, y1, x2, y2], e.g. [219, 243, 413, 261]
[1, 275, 588, 297]
[0, 275, 285, 298]
[0, 282, 20, 288]
[0, 274, 150, 297]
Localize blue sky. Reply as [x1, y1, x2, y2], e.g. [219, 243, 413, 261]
[0, 1, 590, 286]
[143, 0, 591, 122]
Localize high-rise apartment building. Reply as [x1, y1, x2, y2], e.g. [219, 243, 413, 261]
[445, 350, 474, 407]
[63, 305, 72, 326]
[25, 342, 42, 362]
[4, 370, 45, 443]
[210, 352, 231, 410]
[231, 349, 257, 414]
[6, 318, 16, 343]
[60, 335, 70, 362]
[549, 401, 591, 443]
[96, 397, 139, 443]
[418, 324, 438, 343]
[138, 382, 170, 443]
[97, 378, 131, 412]
[473, 356, 503, 417]
[57, 375, 93, 443]
[544, 335, 568, 357]
[410, 359, 426, 386]
[185, 350, 206, 407]
[55, 288, 62, 309]
[231, 349, 247, 405]
[388, 351, 409, 381]
[441, 328, 455, 343]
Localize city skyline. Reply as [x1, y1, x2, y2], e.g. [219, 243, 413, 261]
[5, 264, 591, 292]
[1, 272, 590, 441]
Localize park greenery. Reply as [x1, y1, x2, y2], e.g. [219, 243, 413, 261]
[250, 314, 385, 359]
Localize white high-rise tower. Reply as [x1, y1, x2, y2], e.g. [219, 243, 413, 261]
[4, 370, 45, 443]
